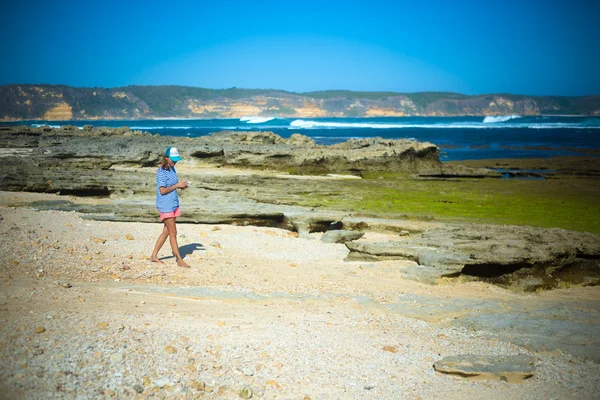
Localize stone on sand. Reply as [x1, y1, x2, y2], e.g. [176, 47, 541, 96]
[433, 355, 535, 383]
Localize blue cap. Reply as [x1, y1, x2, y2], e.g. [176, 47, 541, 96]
[165, 147, 182, 162]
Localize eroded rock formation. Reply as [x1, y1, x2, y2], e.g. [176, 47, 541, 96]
[2, 125, 599, 292]
[0, 125, 446, 197]
[345, 221, 600, 290]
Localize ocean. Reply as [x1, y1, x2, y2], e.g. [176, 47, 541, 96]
[8, 115, 600, 161]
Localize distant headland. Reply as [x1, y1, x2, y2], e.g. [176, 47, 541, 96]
[1, 84, 599, 121]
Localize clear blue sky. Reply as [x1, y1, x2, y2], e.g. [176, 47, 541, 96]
[1, 0, 599, 95]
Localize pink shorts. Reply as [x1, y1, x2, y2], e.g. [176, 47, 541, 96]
[159, 207, 181, 222]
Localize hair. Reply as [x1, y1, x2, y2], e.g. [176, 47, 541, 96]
[160, 155, 171, 171]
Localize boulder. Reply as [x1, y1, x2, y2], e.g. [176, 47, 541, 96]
[321, 230, 365, 244]
[433, 355, 535, 383]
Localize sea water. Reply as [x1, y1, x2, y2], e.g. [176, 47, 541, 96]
[6, 116, 600, 161]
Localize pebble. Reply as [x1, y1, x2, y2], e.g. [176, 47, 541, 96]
[35, 326, 46, 334]
[133, 384, 144, 394]
[165, 345, 177, 354]
[266, 380, 281, 390]
[240, 385, 253, 399]
[153, 377, 178, 388]
[382, 345, 398, 353]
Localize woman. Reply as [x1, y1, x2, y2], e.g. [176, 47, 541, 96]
[151, 147, 191, 268]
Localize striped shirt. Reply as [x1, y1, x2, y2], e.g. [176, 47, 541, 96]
[156, 166, 179, 212]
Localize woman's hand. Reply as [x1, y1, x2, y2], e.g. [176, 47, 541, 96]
[177, 181, 189, 189]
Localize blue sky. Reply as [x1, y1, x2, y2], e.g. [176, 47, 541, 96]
[1, 0, 599, 95]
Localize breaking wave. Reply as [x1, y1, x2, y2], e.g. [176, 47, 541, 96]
[290, 120, 417, 129]
[240, 116, 275, 124]
[483, 115, 522, 123]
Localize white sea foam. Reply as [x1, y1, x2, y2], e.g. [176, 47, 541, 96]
[240, 116, 275, 124]
[312, 136, 362, 140]
[289, 120, 418, 129]
[31, 124, 61, 128]
[290, 120, 505, 129]
[289, 119, 600, 130]
[30, 124, 84, 130]
[526, 123, 600, 129]
[483, 115, 522, 123]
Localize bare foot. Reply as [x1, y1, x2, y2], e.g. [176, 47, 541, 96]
[177, 260, 191, 268]
[151, 256, 164, 264]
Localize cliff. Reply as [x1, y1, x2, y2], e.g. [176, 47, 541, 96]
[1, 84, 599, 121]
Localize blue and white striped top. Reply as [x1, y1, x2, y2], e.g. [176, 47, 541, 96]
[156, 166, 179, 212]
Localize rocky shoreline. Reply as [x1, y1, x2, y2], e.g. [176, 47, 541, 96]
[1, 124, 599, 398]
[1, 125, 599, 291]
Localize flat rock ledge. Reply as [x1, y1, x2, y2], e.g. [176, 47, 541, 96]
[433, 355, 536, 383]
[8, 194, 600, 292]
[346, 222, 600, 290]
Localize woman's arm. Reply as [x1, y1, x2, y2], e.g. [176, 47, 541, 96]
[159, 181, 188, 195]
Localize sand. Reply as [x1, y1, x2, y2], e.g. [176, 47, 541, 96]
[0, 192, 599, 399]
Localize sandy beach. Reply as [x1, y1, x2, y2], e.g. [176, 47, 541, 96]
[2, 0, 600, 396]
[1, 192, 599, 399]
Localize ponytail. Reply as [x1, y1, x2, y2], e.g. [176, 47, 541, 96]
[160, 155, 171, 171]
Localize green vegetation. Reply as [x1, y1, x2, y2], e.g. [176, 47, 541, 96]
[283, 174, 600, 234]
[406, 92, 470, 110]
[126, 85, 285, 101]
[271, 107, 296, 115]
[344, 108, 362, 117]
[124, 86, 288, 117]
[1, 84, 598, 120]
[301, 90, 404, 100]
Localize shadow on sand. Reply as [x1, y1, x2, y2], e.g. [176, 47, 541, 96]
[160, 243, 205, 261]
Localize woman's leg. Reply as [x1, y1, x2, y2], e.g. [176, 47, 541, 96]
[164, 217, 190, 268]
[150, 224, 169, 263]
